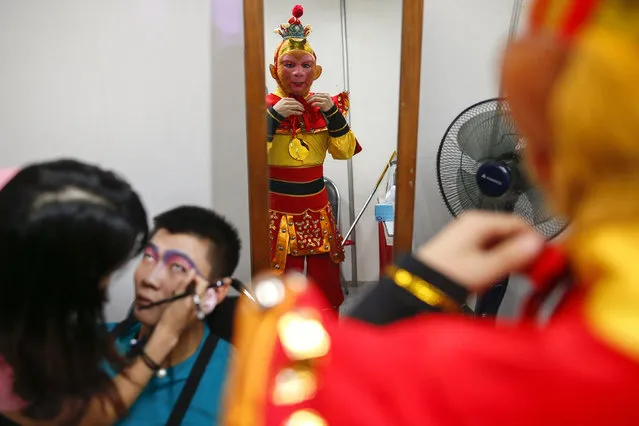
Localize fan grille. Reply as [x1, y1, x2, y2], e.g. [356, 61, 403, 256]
[436, 98, 566, 240]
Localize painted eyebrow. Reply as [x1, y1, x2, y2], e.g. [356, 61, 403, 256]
[145, 243, 202, 275]
[163, 249, 199, 270]
[145, 243, 159, 255]
[164, 250, 202, 276]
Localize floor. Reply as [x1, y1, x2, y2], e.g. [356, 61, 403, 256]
[338, 281, 374, 315]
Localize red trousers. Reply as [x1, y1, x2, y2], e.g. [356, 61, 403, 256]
[284, 253, 343, 309]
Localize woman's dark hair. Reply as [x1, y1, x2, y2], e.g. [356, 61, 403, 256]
[0, 159, 149, 422]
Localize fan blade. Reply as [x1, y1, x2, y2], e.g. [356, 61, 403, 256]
[488, 114, 520, 160]
[456, 168, 481, 211]
[523, 187, 551, 224]
[457, 111, 493, 161]
[457, 110, 520, 162]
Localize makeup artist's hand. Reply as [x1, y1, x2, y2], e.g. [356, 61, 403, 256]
[156, 271, 211, 336]
[308, 93, 335, 112]
[273, 98, 305, 118]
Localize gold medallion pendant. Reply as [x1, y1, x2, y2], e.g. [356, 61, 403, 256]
[288, 138, 310, 161]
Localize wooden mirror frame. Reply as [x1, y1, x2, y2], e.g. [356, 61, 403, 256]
[243, 0, 424, 275]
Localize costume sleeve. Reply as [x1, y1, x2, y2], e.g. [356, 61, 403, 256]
[325, 93, 361, 160]
[267, 106, 284, 143]
[346, 255, 472, 324]
[266, 106, 286, 155]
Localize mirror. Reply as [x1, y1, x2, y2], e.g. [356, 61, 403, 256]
[253, 0, 418, 309]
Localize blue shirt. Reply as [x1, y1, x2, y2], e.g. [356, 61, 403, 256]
[105, 321, 232, 425]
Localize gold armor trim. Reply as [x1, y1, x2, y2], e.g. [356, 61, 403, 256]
[386, 266, 461, 312]
[221, 282, 300, 426]
[273, 215, 290, 273]
[277, 309, 331, 361]
[272, 366, 318, 406]
[289, 209, 331, 257]
[284, 410, 327, 426]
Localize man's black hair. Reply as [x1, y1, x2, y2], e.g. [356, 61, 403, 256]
[152, 205, 241, 278]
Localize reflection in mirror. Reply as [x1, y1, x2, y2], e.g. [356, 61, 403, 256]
[263, 1, 401, 311]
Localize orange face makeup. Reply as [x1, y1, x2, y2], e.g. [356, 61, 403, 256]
[277, 51, 317, 97]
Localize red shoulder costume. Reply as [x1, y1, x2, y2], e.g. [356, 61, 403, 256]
[222, 0, 639, 424]
[265, 5, 361, 310]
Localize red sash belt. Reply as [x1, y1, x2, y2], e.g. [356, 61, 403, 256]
[269, 165, 324, 182]
[269, 165, 328, 214]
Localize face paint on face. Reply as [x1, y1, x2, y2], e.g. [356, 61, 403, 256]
[277, 51, 317, 97]
[141, 243, 202, 280]
[132, 229, 214, 327]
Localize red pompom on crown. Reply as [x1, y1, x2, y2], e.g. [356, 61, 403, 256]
[292, 4, 304, 18]
[275, 4, 312, 40]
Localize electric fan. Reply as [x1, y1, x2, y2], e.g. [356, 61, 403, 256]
[436, 98, 566, 316]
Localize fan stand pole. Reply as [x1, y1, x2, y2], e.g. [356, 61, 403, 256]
[498, 0, 524, 99]
[339, 0, 358, 289]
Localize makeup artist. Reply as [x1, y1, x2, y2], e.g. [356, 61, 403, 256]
[0, 160, 213, 426]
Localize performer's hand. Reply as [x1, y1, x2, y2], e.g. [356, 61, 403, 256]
[308, 93, 335, 112]
[273, 98, 305, 117]
[415, 212, 544, 293]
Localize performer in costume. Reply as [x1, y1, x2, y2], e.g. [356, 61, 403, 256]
[266, 4, 362, 309]
[223, 0, 639, 425]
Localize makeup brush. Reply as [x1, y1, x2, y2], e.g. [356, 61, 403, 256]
[138, 279, 237, 310]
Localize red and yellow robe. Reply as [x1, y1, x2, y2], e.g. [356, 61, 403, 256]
[266, 88, 362, 273]
[222, 224, 639, 426]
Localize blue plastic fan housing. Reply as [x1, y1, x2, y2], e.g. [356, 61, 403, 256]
[476, 161, 511, 197]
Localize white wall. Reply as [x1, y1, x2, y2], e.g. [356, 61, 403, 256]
[346, 0, 402, 282]
[0, 0, 252, 322]
[414, 0, 514, 245]
[210, 0, 251, 291]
